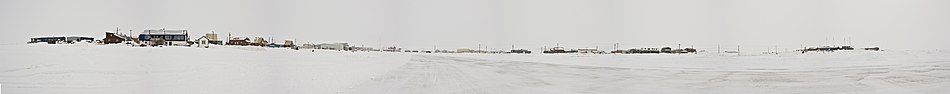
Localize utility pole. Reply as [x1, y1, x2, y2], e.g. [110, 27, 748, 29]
[801, 44, 806, 54]
[378, 37, 382, 50]
[842, 37, 846, 45]
[775, 45, 778, 54]
[616, 43, 620, 51]
[542, 46, 546, 53]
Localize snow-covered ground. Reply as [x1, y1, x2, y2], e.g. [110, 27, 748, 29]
[2, 44, 949, 94]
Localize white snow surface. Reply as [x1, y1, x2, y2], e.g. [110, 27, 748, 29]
[2, 44, 950, 94]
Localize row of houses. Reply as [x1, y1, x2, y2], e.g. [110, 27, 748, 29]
[26, 28, 297, 50]
[28, 28, 116, 44]
[93, 28, 372, 51]
[540, 46, 697, 54]
[24, 28, 697, 55]
[797, 45, 881, 53]
[609, 47, 698, 54]
[372, 46, 531, 54]
[111, 28, 299, 49]
[87, 28, 194, 47]
[28, 27, 883, 55]
[298, 43, 351, 50]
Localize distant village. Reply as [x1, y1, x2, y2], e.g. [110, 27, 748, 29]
[28, 27, 882, 55]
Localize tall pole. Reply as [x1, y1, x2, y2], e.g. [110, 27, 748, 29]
[478, 44, 481, 51]
[378, 37, 382, 50]
[802, 44, 806, 54]
[614, 43, 619, 51]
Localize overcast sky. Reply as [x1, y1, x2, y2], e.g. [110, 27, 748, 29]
[2, 0, 948, 52]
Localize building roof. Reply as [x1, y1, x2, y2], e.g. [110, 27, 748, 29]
[230, 36, 249, 40]
[31, 35, 94, 38]
[141, 29, 188, 35]
[30, 36, 66, 39]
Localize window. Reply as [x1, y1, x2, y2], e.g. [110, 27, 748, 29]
[174, 35, 185, 41]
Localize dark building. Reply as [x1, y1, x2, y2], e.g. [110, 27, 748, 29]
[864, 47, 881, 51]
[508, 49, 532, 54]
[840, 45, 854, 50]
[138, 28, 190, 46]
[102, 32, 127, 44]
[660, 47, 673, 53]
[28, 37, 66, 44]
[226, 37, 251, 46]
[28, 36, 93, 44]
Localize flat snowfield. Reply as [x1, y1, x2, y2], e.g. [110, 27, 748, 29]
[2, 44, 949, 94]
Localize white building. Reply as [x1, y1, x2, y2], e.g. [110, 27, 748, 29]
[316, 43, 349, 50]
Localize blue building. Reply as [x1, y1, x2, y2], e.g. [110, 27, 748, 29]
[138, 28, 190, 46]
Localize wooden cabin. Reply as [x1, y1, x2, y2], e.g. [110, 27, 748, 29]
[226, 37, 251, 46]
[102, 32, 126, 44]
